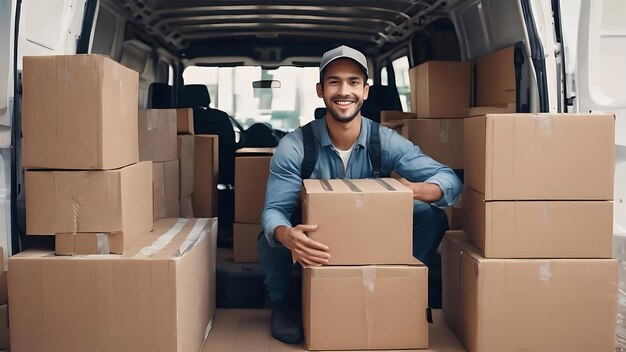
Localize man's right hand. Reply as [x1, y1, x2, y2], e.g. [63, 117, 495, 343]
[274, 224, 330, 266]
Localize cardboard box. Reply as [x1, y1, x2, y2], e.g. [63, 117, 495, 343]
[303, 264, 429, 350]
[55, 232, 123, 255]
[233, 223, 262, 263]
[235, 149, 274, 224]
[463, 187, 613, 258]
[178, 135, 195, 200]
[464, 114, 615, 200]
[22, 55, 139, 170]
[193, 136, 219, 218]
[9, 218, 217, 352]
[0, 272, 6, 305]
[202, 308, 466, 352]
[176, 108, 194, 134]
[475, 47, 516, 108]
[0, 304, 8, 350]
[153, 160, 181, 221]
[441, 232, 617, 352]
[380, 111, 416, 123]
[139, 109, 178, 162]
[302, 178, 416, 265]
[402, 118, 464, 169]
[443, 206, 463, 230]
[180, 195, 194, 218]
[25, 162, 153, 247]
[409, 61, 471, 118]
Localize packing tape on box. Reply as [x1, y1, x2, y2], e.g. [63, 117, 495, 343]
[362, 266, 376, 348]
[173, 218, 210, 257]
[95, 233, 110, 254]
[539, 261, 552, 283]
[135, 218, 189, 258]
[342, 179, 365, 208]
[440, 120, 450, 143]
[535, 114, 553, 136]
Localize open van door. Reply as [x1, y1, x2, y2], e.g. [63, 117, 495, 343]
[562, 0, 626, 347]
[3, 0, 93, 257]
[570, 0, 626, 236]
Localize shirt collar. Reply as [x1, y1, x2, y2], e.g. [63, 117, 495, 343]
[319, 115, 369, 149]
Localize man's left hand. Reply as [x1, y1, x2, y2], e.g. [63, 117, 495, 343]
[399, 178, 443, 203]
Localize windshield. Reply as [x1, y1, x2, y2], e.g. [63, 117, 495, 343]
[183, 66, 323, 131]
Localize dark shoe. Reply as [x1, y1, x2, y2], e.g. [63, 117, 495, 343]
[270, 301, 303, 344]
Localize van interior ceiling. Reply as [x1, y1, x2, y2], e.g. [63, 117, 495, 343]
[92, 0, 534, 109]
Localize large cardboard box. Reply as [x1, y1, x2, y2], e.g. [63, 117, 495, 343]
[176, 108, 194, 134]
[443, 206, 463, 230]
[9, 218, 217, 352]
[409, 61, 471, 118]
[402, 118, 464, 169]
[233, 223, 262, 263]
[25, 162, 153, 248]
[441, 232, 617, 352]
[475, 47, 516, 108]
[22, 55, 139, 170]
[464, 114, 615, 200]
[302, 178, 416, 265]
[193, 136, 219, 218]
[153, 160, 181, 221]
[178, 135, 195, 200]
[139, 109, 178, 162]
[303, 264, 429, 350]
[0, 304, 8, 350]
[235, 148, 274, 224]
[55, 232, 123, 255]
[0, 271, 6, 305]
[463, 187, 613, 258]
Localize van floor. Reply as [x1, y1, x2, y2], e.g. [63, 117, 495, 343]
[201, 308, 467, 351]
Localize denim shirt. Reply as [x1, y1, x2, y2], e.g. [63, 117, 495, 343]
[261, 116, 462, 246]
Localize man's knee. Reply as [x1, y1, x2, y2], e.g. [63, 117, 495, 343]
[412, 200, 449, 239]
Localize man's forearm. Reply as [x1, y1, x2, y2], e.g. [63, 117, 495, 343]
[273, 225, 290, 244]
[405, 181, 443, 203]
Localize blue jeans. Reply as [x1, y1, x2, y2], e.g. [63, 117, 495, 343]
[258, 200, 449, 302]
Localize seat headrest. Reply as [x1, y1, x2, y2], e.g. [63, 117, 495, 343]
[361, 85, 403, 122]
[182, 84, 211, 108]
[147, 82, 174, 108]
[314, 107, 327, 120]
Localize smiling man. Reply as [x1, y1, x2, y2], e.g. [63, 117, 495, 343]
[258, 45, 462, 344]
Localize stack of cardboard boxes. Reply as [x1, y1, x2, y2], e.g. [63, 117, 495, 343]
[233, 148, 274, 262]
[10, 55, 217, 352]
[138, 108, 180, 221]
[426, 45, 618, 351]
[441, 112, 617, 352]
[405, 59, 470, 230]
[0, 248, 9, 351]
[301, 178, 429, 350]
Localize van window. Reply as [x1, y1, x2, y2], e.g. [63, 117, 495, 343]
[380, 67, 388, 86]
[184, 66, 322, 130]
[392, 56, 411, 111]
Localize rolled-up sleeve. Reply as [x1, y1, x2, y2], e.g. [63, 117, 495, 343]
[384, 129, 462, 207]
[261, 132, 305, 246]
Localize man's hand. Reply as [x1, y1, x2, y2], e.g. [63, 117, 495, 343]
[274, 224, 330, 266]
[399, 178, 443, 203]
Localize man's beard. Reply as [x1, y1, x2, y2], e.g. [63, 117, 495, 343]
[326, 96, 364, 123]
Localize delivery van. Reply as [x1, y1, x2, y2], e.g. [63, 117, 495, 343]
[0, 0, 625, 351]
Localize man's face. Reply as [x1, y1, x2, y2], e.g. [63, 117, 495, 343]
[317, 58, 369, 123]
